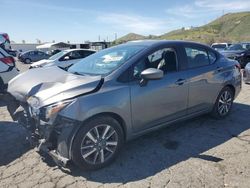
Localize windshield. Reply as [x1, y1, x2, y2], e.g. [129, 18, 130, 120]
[226, 44, 246, 51]
[68, 45, 145, 76]
[49, 51, 67, 60]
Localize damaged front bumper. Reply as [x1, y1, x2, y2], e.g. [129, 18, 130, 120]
[4, 94, 80, 167]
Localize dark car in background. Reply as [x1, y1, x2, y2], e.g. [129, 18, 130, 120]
[47, 49, 61, 56]
[7, 49, 18, 57]
[18, 50, 50, 64]
[6, 40, 242, 170]
[221, 42, 250, 68]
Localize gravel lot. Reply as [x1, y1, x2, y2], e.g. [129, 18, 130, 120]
[0, 61, 250, 188]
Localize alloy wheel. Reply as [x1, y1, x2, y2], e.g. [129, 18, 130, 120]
[218, 90, 232, 116]
[80, 124, 118, 165]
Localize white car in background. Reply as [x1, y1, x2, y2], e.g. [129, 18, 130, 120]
[30, 49, 96, 69]
[211, 43, 231, 52]
[243, 62, 250, 84]
[0, 47, 19, 92]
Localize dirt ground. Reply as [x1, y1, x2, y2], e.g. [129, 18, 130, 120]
[0, 62, 250, 188]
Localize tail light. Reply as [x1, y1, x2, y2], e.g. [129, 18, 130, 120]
[0, 56, 15, 66]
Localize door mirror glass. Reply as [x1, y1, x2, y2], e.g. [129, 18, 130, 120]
[140, 68, 164, 86]
[141, 68, 164, 80]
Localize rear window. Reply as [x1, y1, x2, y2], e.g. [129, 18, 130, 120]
[185, 47, 210, 69]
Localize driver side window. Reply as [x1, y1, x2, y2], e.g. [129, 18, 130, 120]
[133, 48, 178, 79]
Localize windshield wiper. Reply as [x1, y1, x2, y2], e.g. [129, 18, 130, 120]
[57, 66, 68, 71]
[73, 71, 82, 75]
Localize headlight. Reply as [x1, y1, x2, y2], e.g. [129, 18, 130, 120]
[27, 96, 40, 109]
[44, 101, 72, 120]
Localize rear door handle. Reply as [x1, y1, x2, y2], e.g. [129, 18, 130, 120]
[175, 79, 186, 85]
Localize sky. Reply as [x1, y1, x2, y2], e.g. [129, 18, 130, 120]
[1, 0, 250, 43]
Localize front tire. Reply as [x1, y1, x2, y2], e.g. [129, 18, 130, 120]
[71, 116, 124, 170]
[24, 58, 31, 64]
[211, 87, 234, 119]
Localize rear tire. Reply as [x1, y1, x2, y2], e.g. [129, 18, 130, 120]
[71, 116, 124, 170]
[211, 87, 234, 119]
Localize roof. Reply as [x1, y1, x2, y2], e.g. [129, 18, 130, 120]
[36, 42, 71, 49]
[126, 40, 207, 47]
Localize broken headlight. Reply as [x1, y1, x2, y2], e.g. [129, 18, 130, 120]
[40, 101, 72, 121]
[27, 96, 40, 109]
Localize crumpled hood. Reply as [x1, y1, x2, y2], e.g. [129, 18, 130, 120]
[8, 66, 102, 107]
[31, 59, 54, 67]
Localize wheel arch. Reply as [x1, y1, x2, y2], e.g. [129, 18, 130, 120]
[224, 84, 235, 99]
[68, 112, 127, 160]
[83, 112, 127, 140]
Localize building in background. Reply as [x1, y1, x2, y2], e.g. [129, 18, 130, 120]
[11, 41, 111, 53]
[36, 42, 71, 52]
[10, 43, 39, 52]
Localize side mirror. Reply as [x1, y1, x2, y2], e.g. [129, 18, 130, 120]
[63, 56, 70, 60]
[140, 68, 164, 86]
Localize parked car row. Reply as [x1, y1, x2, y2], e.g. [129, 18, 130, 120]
[212, 42, 250, 68]
[30, 49, 96, 69]
[0, 34, 19, 93]
[18, 50, 50, 64]
[211, 43, 231, 52]
[4, 40, 242, 170]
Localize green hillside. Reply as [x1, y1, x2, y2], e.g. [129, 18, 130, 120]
[161, 12, 250, 44]
[114, 33, 146, 44]
[115, 12, 250, 45]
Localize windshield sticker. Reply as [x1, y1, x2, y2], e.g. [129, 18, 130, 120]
[103, 55, 123, 63]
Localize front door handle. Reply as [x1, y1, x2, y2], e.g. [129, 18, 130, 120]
[175, 79, 186, 85]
